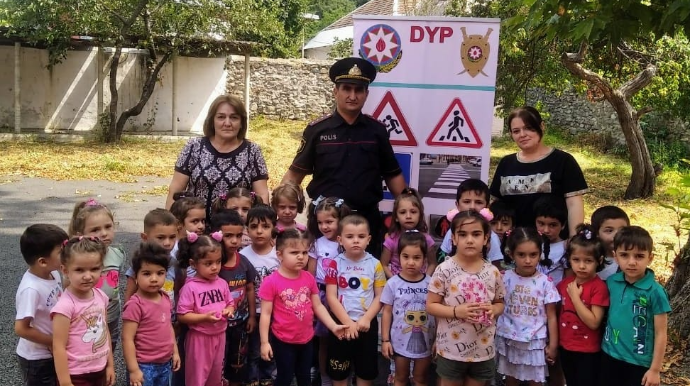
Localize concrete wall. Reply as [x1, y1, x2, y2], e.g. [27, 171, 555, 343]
[0, 45, 227, 134]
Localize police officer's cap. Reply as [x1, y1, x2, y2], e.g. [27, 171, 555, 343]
[329, 57, 377, 86]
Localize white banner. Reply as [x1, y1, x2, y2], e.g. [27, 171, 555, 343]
[353, 15, 500, 224]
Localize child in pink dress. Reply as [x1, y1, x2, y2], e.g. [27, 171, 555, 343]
[176, 232, 235, 386]
[52, 237, 115, 386]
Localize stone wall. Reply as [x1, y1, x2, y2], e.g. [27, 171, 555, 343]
[526, 88, 624, 143]
[225, 56, 335, 120]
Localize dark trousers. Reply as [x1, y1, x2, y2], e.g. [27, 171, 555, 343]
[559, 348, 600, 386]
[17, 356, 56, 386]
[271, 334, 313, 386]
[71, 369, 106, 386]
[247, 315, 276, 385]
[224, 321, 250, 383]
[600, 352, 648, 386]
[172, 324, 188, 386]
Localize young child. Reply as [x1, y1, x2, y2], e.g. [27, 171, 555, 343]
[438, 179, 503, 267]
[271, 181, 307, 232]
[51, 237, 115, 386]
[496, 227, 560, 386]
[212, 210, 258, 386]
[557, 224, 609, 386]
[306, 196, 350, 386]
[15, 224, 68, 386]
[325, 215, 386, 386]
[241, 205, 280, 386]
[259, 228, 347, 386]
[381, 231, 435, 386]
[591, 205, 630, 280]
[69, 198, 126, 348]
[427, 210, 505, 386]
[380, 187, 437, 278]
[212, 187, 265, 249]
[488, 199, 515, 243]
[533, 195, 568, 285]
[125, 208, 179, 303]
[122, 242, 181, 386]
[176, 232, 236, 386]
[601, 226, 671, 386]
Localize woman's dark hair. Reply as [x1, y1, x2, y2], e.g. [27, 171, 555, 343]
[508, 106, 544, 138]
[170, 193, 205, 224]
[397, 231, 429, 258]
[389, 187, 428, 235]
[211, 187, 264, 215]
[131, 242, 170, 275]
[448, 210, 490, 258]
[565, 224, 606, 272]
[307, 196, 351, 239]
[176, 234, 221, 270]
[203, 94, 248, 140]
[275, 228, 310, 252]
[61, 236, 107, 265]
[501, 227, 551, 267]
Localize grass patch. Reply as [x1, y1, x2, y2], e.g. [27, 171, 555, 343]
[1, 118, 686, 279]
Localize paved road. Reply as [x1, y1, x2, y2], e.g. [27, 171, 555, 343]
[0, 176, 170, 386]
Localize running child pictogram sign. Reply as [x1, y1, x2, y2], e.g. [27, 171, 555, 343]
[371, 91, 417, 146]
[426, 98, 482, 149]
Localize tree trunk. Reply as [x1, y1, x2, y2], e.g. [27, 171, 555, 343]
[606, 93, 656, 199]
[667, 233, 690, 339]
[105, 44, 123, 144]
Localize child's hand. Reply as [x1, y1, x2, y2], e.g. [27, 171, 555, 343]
[456, 303, 483, 322]
[330, 324, 349, 340]
[206, 311, 222, 322]
[222, 306, 235, 318]
[642, 369, 661, 386]
[128, 369, 144, 386]
[544, 345, 557, 365]
[566, 281, 583, 301]
[246, 316, 257, 333]
[346, 321, 359, 340]
[172, 352, 181, 372]
[106, 365, 115, 386]
[260, 342, 273, 361]
[381, 341, 394, 359]
[356, 317, 371, 332]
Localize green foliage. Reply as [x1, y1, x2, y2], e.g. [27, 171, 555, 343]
[328, 37, 353, 59]
[659, 162, 690, 259]
[304, 0, 356, 38]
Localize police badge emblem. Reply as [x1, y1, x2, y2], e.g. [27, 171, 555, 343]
[458, 27, 493, 77]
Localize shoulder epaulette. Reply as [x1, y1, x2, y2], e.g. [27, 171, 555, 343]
[308, 113, 333, 126]
[364, 114, 386, 127]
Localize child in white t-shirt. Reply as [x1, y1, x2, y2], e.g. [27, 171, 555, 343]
[15, 224, 69, 386]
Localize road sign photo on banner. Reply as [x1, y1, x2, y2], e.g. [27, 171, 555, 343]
[354, 15, 500, 232]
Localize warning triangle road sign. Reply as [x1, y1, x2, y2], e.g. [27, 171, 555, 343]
[371, 91, 418, 146]
[426, 98, 483, 149]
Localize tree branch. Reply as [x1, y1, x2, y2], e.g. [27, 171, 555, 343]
[620, 64, 657, 100]
[102, 4, 128, 25]
[122, 0, 150, 34]
[635, 106, 654, 120]
[142, 7, 158, 63]
[561, 44, 615, 98]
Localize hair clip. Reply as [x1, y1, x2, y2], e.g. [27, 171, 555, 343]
[313, 195, 326, 212]
[86, 198, 100, 207]
[186, 231, 199, 243]
[580, 229, 592, 240]
[219, 193, 227, 201]
[479, 208, 494, 222]
[211, 231, 223, 242]
[335, 198, 344, 208]
[250, 191, 256, 199]
[505, 229, 512, 238]
[402, 187, 414, 195]
[405, 229, 420, 233]
[62, 239, 70, 247]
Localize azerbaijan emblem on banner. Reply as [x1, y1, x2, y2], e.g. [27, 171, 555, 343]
[359, 24, 403, 73]
[458, 27, 493, 77]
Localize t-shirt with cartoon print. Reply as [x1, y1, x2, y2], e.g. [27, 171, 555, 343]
[96, 246, 126, 324]
[380, 274, 435, 359]
[324, 252, 386, 322]
[219, 252, 257, 326]
[309, 236, 340, 284]
[428, 259, 506, 362]
[241, 246, 279, 314]
[496, 270, 560, 343]
[15, 270, 63, 360]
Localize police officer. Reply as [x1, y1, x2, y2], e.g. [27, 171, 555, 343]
[281, 57, 406, 258]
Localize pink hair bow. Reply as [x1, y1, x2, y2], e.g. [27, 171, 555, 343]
[186, 231, 199, 243]
[211, 231, 223, 242]
[86, 198, 100, 206]
[480, 208, 494, 222]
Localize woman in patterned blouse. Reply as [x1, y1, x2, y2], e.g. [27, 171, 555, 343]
[166, 95, 270, 215]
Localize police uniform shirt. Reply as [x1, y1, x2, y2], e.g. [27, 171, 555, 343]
[289, 111, 402, 209]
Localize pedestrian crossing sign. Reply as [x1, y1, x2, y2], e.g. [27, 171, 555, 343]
[426, 98, 482, 148]
[372, 91, 418, 147]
